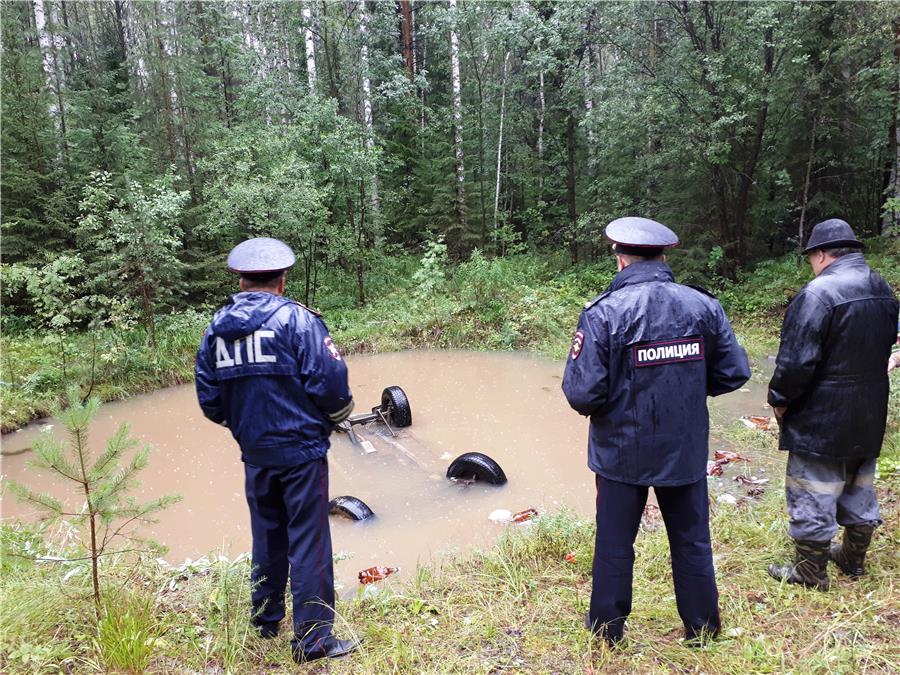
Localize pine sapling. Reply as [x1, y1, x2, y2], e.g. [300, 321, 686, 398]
[7, 386, 181, 617]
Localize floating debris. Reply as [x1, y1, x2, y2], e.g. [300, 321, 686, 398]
[488, 509, 513, 523]
[512, 508, 539, 523]
[358, 565, 399, 585]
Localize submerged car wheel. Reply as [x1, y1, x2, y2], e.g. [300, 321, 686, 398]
[446, 452, 507, 485]
[328, 495, 375, 521]
[381, 386, 412, 428]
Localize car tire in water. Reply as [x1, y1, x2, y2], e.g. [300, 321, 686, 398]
[446, 452, 507, 485]
[381, 386, 412, 428]
[328, 495, 375, 521]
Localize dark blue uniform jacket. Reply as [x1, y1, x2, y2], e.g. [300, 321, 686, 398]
[562, 261, 751, 486]
[195, 291, 353, 467]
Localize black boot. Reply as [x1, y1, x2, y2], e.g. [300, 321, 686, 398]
[768, 539, 830, 591]
[292, 636, 360, 664]
[829, 525, 875, 578]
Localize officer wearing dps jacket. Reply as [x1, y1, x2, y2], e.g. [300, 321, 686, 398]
[767, 219, 899, 590]
[195, 238, 359, 663]
[563, 217, 750, 646]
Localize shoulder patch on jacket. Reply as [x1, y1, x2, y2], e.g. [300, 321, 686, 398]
[584, 290, 612, 310]
[686, 284, 717, 299]
[291, 301, 321, 317]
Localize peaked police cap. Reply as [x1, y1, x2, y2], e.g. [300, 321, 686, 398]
[227, 237, 296, 274]
[605, 216, 679, 251]
[802, 219, 864, 254]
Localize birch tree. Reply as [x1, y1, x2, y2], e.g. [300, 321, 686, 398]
[449, 0, 466, 227]
[357, 0, 379, 214]
[493, 51, 511, 233]
[302, 3, 317, 92]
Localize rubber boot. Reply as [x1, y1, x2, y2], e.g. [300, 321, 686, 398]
[829, 525, 875, 578]
[767, 539, 830, 591]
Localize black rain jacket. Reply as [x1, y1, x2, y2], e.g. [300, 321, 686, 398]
[562, 261, 751, 486]
[768, 253, 899, 460]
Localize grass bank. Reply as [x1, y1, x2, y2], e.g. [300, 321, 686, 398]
[3, 241, 898, 432]
[2, 447, 898, 673]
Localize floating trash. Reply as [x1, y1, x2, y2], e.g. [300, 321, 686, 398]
[488, 509, 513, 523]
[358, 565, 399, 585]
[512, 508, 538, 523]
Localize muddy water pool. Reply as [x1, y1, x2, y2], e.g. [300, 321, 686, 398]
[0, 350, 776, 591]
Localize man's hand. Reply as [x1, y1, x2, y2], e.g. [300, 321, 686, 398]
[889, 352, 900, 373]
[773, 406, 787, 419]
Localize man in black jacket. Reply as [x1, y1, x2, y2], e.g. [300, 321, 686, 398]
[563, 217, 750, 646]
[768, 219, 899, 590]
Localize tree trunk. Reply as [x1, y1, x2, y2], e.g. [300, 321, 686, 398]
[303, 4, 317, 91]
[537, 69, 545, 194]
[733, 26, 774, 265]
[358, 0, 379, 215]
[798, 115, 818, 254]
[566, 113, 578, 265]
[493, 51, 511, 238]
[74, 426, 102, 617]
[400, 0, 414, 81]
[449, 0, 466, 228]
[880, 17, 900, 233]
[33, 0, 68, 165]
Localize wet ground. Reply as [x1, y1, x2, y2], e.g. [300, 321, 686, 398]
[0, 350, 777, 591]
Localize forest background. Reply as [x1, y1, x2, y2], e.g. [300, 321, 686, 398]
[2, 0, 899, 428]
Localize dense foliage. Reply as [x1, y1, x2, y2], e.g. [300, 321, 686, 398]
[2, 1, 898, 336]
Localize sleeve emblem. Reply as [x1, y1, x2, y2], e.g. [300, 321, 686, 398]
[324, 336, 342, 361]
[570, 330, 585, 360]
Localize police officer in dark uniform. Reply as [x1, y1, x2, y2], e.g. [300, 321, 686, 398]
[562, 217, 750, 646]
[195, 238, 359, 663]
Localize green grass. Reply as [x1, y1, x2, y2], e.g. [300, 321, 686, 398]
[2, 469, 898, 673]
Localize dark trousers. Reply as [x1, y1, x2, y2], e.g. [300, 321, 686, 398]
[590, 474, 720, 641]
[244, 458, 335, 651]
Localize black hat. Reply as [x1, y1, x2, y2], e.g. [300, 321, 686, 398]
[605, 216, 679, 256]
[802, 219, 864, 254]
[227, 237, 296, 274]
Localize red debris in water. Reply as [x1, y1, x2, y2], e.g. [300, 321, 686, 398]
[512, 508, 539, 523]
[358, 566, 399, 585]
[565, 551, 577, 563]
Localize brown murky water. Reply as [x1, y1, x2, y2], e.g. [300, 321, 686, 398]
[0, 351, 775, 590]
